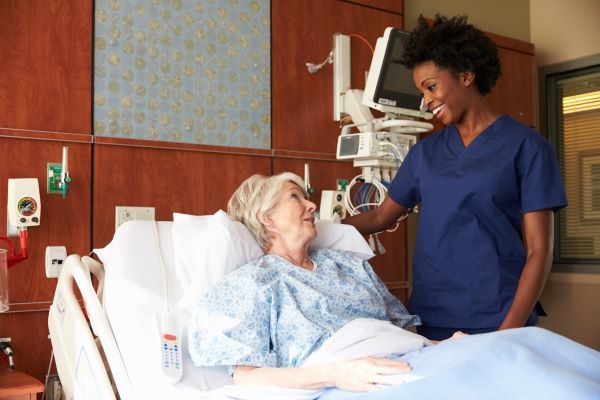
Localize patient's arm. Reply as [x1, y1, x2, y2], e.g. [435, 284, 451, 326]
[233, 357, 411, 392]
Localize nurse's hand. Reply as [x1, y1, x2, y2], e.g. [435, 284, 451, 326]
[332, 356, 411, 391]
[430, 331, 469, 345]
[397, 207, 417, 222]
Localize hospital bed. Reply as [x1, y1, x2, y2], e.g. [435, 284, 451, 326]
[48, 213, 600, 400]
[48, 213, 375, 400]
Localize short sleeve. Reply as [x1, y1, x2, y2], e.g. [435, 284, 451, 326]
[188, 267, 276, 374]
[518, 136, 567, 214]
[361, 260, 421, 328]
[387, 146, 421, 208]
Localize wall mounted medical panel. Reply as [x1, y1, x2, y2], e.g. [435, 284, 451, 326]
[0, 133, 92, 383]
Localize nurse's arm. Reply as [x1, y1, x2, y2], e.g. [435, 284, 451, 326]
[342, 197, 409, 235]
[499, 209, 554, 330]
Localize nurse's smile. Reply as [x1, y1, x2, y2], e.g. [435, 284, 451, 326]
[431, 103, 446, 119]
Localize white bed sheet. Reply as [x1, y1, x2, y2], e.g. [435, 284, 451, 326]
[95, 221, 232, 399]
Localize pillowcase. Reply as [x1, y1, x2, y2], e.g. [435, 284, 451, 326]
[172, 211, 374, 312]
[94, 221, 232, 393]
[310, 220, 374, 259]
[172, 210, 264, 311]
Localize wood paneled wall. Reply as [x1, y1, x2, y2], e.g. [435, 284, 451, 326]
[92, 140, 272, 246]
[0, 0, 93, 383]
[0, 0, 92, 133]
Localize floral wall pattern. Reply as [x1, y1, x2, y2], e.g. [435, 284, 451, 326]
[94, 0, 271, 149]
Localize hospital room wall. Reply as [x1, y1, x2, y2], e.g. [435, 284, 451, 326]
[0, 0, 409, 382]
[0, 0, 93, 383]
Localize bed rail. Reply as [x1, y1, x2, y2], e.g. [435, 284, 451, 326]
[48, 255, 133, 399]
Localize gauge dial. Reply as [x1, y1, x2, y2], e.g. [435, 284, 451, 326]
[17, 197, 38, 216]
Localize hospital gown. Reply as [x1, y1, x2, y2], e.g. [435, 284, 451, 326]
[188, 248, 420, 373]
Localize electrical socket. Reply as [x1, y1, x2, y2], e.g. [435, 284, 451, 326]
[115, 206, 155, 231]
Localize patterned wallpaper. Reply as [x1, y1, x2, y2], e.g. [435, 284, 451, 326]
[94, 0, 271, 149]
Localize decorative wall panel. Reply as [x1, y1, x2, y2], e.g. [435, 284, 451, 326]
[94, 0, 271, 148]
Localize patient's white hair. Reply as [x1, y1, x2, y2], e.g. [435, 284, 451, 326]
[227, 172, 307, 251]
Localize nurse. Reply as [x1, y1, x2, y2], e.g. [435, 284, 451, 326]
[344, 15, 567, 340]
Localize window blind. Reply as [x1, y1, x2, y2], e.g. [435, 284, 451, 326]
[555, 71, 600, 261]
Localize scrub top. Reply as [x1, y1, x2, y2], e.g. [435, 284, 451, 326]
[388, 115, 567, 329]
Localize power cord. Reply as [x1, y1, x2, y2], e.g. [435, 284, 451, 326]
[0, 341, 15, 369]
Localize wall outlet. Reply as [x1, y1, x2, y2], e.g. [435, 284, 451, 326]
[115, 206, 155, 230]
[45, 246, 67, 279]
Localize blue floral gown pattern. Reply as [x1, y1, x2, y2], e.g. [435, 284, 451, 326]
[188, 248, 420, 373]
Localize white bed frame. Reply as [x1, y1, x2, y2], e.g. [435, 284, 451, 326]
[48, 254, 133, 400]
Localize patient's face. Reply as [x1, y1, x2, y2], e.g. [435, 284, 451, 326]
[266, 182, 317, 246]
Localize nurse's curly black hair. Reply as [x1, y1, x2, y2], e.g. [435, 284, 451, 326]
[400, 15, 502, 95]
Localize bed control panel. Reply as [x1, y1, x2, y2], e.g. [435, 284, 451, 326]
[156, 312, 183, 384]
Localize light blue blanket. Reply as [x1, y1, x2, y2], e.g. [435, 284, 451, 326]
[319, 327, 600, 400]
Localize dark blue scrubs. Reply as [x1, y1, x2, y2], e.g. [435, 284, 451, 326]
[388, 115, 567, 337]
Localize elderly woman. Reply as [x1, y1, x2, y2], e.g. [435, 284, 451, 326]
[188, 172, 422, 391]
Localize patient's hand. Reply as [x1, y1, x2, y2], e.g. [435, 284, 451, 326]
[332, 356, 411, 392]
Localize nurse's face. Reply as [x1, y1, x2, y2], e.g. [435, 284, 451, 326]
[265, 182, 317, 247]
[413, 61, 474, 125]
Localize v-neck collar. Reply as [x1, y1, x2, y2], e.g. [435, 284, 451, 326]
[267, 253, 317, 272]
[448, 115, 507, 160]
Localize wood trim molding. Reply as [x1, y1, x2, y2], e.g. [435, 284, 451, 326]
[94, 136, 272, 157]
[1, 302, 53, 313]
[272, 149, 344, 161]
[93, 138, 357, 162]
[0, 128, 93, 143]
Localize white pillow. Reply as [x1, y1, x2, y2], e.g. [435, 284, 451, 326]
[172, 210, 264, 311]
[94, 221, 232, 395]
[310, 220, 374, 259]
[172, 211, 374, 312]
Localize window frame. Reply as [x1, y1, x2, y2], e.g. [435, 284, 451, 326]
[539, 53, 600, 273]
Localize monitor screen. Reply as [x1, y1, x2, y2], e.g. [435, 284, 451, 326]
[338, 135, 360, 157]
[373, 29, 423, 110]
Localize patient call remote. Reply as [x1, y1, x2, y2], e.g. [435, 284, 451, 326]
[156, 312, 183, 384]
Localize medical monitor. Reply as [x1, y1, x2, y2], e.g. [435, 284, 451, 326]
[363, 28, 432, 120]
